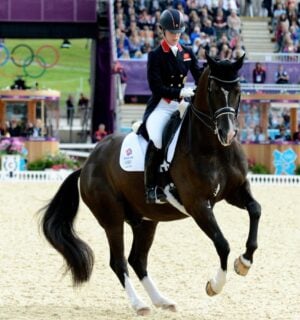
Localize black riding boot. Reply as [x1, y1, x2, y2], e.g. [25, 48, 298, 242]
[144, 141, 167, 204]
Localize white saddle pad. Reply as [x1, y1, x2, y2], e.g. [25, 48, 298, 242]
[119, 123, 182, 172]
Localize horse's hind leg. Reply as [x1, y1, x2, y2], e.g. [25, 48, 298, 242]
[128, 220, 177, 312]
[104, 224, 150, 315]
[227, 180, 261, 276]
[88, 196, 150, 315]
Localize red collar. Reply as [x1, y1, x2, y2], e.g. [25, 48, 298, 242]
[161, 39, 183, 53]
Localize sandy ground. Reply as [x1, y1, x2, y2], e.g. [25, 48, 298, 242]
[0, 182, 299, 320]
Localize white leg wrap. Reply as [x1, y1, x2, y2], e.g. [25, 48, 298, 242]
[124, 274, 148, 311]
[240, 255, 252, 268]
[210, 268, 227, 294]
[142, 275, 176, 308]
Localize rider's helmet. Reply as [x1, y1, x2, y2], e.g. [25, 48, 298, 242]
[159, 9, 185, 34]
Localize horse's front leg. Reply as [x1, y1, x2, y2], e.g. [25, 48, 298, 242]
[227, 180, 261, 276]
[192, 201, 230, 296]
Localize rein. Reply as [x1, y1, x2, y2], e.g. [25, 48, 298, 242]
[190, 103, 216, 133]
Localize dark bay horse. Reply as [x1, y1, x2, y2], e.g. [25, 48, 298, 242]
[41, 54, 261, 316]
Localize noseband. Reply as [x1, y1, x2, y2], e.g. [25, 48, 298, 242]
[191, 73, 241, 134]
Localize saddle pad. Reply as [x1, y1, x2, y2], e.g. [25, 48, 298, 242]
[119, 124, 182, 172]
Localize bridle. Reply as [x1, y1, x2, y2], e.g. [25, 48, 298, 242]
[190, 73, 241, 135]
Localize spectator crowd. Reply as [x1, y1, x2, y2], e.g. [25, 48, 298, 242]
[115, 0, 300, 59]
[270, 0, 300, 53]
[114, 0, 244, 61]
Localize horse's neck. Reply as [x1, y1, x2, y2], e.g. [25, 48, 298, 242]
[179, 107, 220, 154]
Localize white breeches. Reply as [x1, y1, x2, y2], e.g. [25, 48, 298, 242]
[146, 98, 179, 149]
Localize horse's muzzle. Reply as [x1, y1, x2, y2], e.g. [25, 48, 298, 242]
[217, 127, 236, 146]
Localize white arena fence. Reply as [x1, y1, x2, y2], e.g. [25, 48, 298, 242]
[249, 52, 300, 63]
[59, 143, 97, 158]
[248, 174, 300, 186]
[0, 170, 300, 186]
[0, 170, 72, 182]
[240, 83, 300, 92]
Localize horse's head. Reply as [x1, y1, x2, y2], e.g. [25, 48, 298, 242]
[201, 53, 244, 146]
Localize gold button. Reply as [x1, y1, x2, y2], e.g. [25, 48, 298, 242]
[170, 84, 173, 87]
[180, 74, 183, 77]
[178, 84, 182, 87]
[171, 75, 175, 78]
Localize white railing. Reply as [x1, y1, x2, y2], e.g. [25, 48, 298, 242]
[59, 143, 97, 149]
[185, 82, 300, 93]
[248, 174, 300, 185]
[59, 143, 96, 158]
[240, 83, 300, 92]
[249, 53, 300, 63]
[1, 170, 300, 186]
[0, 170, 72, 182]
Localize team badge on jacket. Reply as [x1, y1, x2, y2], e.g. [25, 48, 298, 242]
[183, 53, 191, 61]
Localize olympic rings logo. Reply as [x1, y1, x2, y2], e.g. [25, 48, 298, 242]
[0, 43, 60, 79]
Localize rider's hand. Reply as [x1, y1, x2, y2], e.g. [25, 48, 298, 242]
[180, 87, 195, 98]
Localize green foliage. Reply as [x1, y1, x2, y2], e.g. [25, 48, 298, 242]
[248, 161, 270, 174]
[0, 39, 91, 108]
[295, 165, 300, 175]
[27, 158, 47, 171]
[27, 152, 80, 171]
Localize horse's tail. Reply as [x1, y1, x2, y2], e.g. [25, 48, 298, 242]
[40, 169, 94, 286]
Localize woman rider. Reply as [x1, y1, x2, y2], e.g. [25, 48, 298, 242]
[143, 8, 203, 204]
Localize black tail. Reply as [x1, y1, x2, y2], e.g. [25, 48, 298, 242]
[41, 169, 94, 286]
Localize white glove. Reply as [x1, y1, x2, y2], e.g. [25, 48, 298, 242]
[180, 87, 195, 98]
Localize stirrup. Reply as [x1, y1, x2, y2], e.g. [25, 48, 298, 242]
[145, 186, 167, 204]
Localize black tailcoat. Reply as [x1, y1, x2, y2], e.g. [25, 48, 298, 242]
[143, 39, 203, 121]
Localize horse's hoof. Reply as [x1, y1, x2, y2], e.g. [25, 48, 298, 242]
[160, 304, 177, 312]
[136, 307, 151, 316]
[234, 256, 250, 276]
[206, 281, 217, 297]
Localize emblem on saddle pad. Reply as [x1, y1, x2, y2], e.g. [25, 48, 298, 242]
[125, 148, 132, 156]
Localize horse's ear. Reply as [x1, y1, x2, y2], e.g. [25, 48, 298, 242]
[205, 51, 216, 67]
[233, 53, 245, 71]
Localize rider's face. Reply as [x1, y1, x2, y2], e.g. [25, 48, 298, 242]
[164, 30, 180, 46]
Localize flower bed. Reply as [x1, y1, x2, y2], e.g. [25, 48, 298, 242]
[27, 153, 80, 171]
[0, 137, 27, 156]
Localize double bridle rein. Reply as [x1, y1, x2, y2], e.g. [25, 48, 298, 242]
[190, 73, 241, 135]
